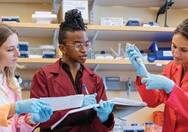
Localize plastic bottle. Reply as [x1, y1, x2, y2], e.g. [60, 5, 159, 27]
[145, 122, 153, 132]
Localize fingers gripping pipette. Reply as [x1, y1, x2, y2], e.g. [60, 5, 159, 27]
[126, 43, 142, 64]
[126, 43, 149, 78]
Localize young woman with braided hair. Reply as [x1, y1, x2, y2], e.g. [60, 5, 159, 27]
[30, 9, 114, 132]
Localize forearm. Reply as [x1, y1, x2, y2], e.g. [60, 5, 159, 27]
[136, 76, 167, 107]
[0, 104, 12, 126]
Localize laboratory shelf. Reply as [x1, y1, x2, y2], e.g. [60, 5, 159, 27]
[88, 25, 175, 42]
[0, 0, 187, 8]
[93, 0, 188, 8]
[6, 22, 58, 29]
[4, 23, 175, 42]
[0, 0, 51, 3]
[4, 22, 58, 37]
[17, 58, 169, 71]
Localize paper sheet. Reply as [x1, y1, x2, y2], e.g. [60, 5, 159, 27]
[40, 94, 84, 111]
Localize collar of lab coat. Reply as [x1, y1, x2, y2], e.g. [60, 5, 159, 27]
[49, 59, 95, 76]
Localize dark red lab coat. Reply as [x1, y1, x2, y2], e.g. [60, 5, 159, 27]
[30, 59, 114, 132]
[136, 61, 188, 132]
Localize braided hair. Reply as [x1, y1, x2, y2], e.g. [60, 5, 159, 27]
[174, 18, 188, 39]
[58, 9, 87, 44]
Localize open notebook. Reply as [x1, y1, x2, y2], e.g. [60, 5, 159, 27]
[109, 97, 147, 118]
[40, 94, 84, 111]
[50, 97, 147, 130]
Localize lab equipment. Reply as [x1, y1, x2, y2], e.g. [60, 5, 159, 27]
[100, 17, 124, 26]
[110, 43, 125, 59]
[40, 45, 56, 58]
[112, 118, 126, 132]
[127, 77, 136, 97]
[143, 22, 159, 27]
[155, 0, 174, 27]
[126, 19, 141, 26]
[21, 80, 31, 90]
[95, 50, 114, 60]
[145, 122, 162, 132]
[145, 122, 153, 132]
[148, 22, 160, 26]
[32, 11, 57, 24]
[126, 43, 142, 64]
[19, 51, 29, 58]
[87, 47, 95, 59]
[104, 76, 126, 91]
[58, 0, 89, 23]
[1, 16, 20, 22]
[141, 74, 175, 93]
[18, 42, 29, 51]
[18, 41, 29, 58]
[126, 43, 149, 77]
[147, 41, 173, 62]
[123, 123, 145, 132]
[110, 48, 119, 57]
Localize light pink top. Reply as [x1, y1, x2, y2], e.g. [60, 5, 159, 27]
[0, 74, 34, 132]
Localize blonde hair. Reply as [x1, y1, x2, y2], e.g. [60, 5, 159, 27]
[0, 24, 18, 93]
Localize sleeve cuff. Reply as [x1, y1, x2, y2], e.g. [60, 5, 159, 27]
[102, 113, 114, 129]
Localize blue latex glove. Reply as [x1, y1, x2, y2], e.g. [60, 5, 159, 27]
[94, 101, 114, 123]
[141, 74, 175, 93]
[126, 44, 149, 77]
[82, 94, 97, 106]
[16, 98, 49, 115]
[31, 106, 53, 123]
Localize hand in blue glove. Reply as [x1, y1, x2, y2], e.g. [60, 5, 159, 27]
[16, 98, 49, 114]
[141, 74, 175, 93]
[31, 106, 53, 123]
[94, 101, 114, 123]
[82, 94, 97, 106]
[126, 44, 149, 77]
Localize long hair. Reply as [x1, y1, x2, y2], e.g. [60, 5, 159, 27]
[58, 9, 87, 45]
[0, 24, 18, 93]
[174, 18, 188, 39]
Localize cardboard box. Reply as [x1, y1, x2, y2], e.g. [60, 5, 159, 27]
[58, 0, 89, 23]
